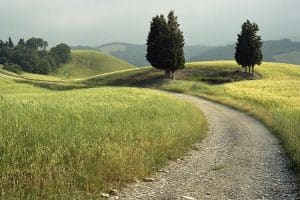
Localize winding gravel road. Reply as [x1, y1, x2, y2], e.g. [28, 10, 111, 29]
[119, 93, 299, 200]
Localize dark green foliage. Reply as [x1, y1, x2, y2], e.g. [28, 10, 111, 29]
[3, 63, 22, 74]
[0, 37, 71, 74]
[0, 40, 11, 64]
[26, 37, 48, 50]
[8, 37, 14, 48]
[146, 10, 185, 79]
[17, 38, 26, 47]
[50, 43, 71, 65]
[235, 20, 263, 73]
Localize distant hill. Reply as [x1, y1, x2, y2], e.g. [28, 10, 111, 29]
[71, 45, 99, 51]
[96, 43, 216, 67]
[188, 45, 234, 61]
[53, 50, 135, 78]
[263, 39, 300, 61]
[189, 39, 300, 62]
[72, 38, 300, 66]
[290, 35, 300, 42]
[97, 42, 149, 67]
[273, 51, 300, 64]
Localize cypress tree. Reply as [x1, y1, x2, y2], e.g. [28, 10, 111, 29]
[146, 15, 168, 72]
[8, 37, 14, 48]
[146, 11, 185, 79]
[235, 20, 263, 74]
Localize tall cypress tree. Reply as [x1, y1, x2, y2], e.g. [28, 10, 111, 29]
[8, 37, 14, 48]
[146, 11, 185, 79]
[146, 15, 168, 72]
[235, 20, 263, 74]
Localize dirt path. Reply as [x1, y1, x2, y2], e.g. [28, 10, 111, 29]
[0, 71, 22, 80]
[119, 93, 299, 200]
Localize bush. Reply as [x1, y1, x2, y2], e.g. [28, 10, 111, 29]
[3, 63, 22, 74]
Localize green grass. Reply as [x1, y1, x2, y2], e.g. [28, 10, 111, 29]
[77, 61, 300, 173]
[0, 77, 49, 94]
[2, 60, 300, 198]
[0, 77, 207, 199]
[164, 62, 300, 172]
[53, 50, 135, 78]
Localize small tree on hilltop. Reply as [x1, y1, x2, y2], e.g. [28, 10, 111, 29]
[146, 10, 185, 79]
[235, 20, 263, 74]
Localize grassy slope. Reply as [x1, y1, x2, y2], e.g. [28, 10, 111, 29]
[0, 76, 206, 199]
[79, 61, 300, 172]
[53, 50, 135, 78]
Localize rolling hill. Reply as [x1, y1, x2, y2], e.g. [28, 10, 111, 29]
[1, 60, 300, 198]
[97, 42, 150, 67]
[53, 50, 135, 78]
[72, 39, 300, 66]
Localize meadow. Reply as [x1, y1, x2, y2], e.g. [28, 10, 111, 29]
[79, 61, 300, 172]
[1, 60, 300, 198]
[0, 78, 206, 199]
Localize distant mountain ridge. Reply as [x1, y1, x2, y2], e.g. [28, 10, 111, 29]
[71, 38, 300, 66]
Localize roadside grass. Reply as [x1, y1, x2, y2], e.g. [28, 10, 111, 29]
[0, 81, 207, 199]
[78, 61, 300, 172]
[160, 62, 300, 171]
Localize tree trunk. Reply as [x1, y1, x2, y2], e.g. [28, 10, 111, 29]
[165, 70, 170, 78]
[171, 71, 175, 80]
[165, 70, 176, 80]
[244, 66, 247, 73]
[252, 65, 255, 74]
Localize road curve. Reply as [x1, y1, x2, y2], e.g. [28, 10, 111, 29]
[119, 93, 299, 200]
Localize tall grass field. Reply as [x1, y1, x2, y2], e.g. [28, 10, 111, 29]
[0, 79, 207, 199]
[78, 61, 300, 173]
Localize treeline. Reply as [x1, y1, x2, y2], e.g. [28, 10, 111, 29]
[0, 37, 71, 74]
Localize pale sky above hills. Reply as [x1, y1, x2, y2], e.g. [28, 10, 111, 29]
[0, 0, 299, 46]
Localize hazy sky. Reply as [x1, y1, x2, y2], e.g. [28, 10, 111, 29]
[1, 0, 299, 46]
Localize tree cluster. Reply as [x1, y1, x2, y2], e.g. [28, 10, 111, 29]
[146, 11, 185, 79]
[146, 11, 263, 76]
[235, 20, 263, 73]
[0, 37, 71, 74]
